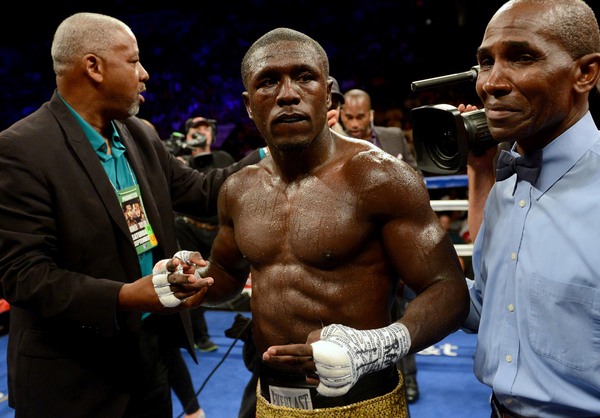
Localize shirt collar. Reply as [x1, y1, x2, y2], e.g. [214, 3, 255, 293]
[59, 93, 125, 160]
[370, 127, 381, 148]
[535, 111, 599, 195]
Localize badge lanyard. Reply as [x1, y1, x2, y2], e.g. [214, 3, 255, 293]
[112, 161, 158, 255]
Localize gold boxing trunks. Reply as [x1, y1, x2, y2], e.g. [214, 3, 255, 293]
[255, 370, 408, 418]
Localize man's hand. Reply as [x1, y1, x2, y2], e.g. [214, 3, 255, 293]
[310, 323, 410, 396]
[457, 104, 478, 113]
[263, 323, 411, 397]
[117, 251, 214, 313]
[262, 329, 321, 384]
[327, 109, 339, 128]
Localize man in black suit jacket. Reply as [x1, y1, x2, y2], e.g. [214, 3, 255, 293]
[341, 88, 422, 404]
[341, 88, 419, 173]
[0, 13, 264, 418]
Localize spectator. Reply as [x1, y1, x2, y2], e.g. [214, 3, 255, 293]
[327, 76, 346, 135]
[341, 88, 420, 175]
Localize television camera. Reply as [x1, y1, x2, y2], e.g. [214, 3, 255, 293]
[163, 132, 207, 157]
[410, 65, 497, 174]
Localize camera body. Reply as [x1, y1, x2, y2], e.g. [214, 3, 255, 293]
[163, 132, 207, 157]
[189, 132, 208, 148]
[409, 66, 501, 174]
[411, 104, 496, 174]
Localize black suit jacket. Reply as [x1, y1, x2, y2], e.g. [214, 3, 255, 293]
[373, 125, 420, 174]
[0, 91, 261, 417]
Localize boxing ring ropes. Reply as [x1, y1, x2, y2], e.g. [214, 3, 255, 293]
[425, 174, 473, 258]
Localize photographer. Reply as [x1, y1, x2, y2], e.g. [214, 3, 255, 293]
[181, 117, 235, 172]
[172, 116, 235, 352]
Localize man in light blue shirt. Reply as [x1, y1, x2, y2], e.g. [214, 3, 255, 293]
[462, 0, 600, 416]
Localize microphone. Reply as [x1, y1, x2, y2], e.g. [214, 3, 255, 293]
[411, 65, 480, 92]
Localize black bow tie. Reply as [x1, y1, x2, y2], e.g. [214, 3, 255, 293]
[496, 149, 543, 184]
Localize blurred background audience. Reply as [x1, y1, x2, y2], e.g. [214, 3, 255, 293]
[0, 1, 519, 163]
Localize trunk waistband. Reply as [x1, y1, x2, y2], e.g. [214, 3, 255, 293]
[259, 364, 399, 409]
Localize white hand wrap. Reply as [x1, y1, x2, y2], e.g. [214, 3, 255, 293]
[174, 250, 192, 265]
[311, 322, 411, 397]
[173, 250, 204, 279]
[152, 258, 182, 308]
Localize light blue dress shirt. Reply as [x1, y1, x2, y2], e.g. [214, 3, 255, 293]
[463, 112, 600, 417]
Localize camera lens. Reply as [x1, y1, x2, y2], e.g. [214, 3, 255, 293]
[462, 109, 494, 156]
[411, 105, 468, 174]
[431, 126, 460, 167]
[411, 105, 495, 174]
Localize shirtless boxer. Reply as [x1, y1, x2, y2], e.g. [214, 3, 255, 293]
[187, 28, 469, 417]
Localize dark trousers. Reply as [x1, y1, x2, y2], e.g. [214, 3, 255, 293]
[238, 330, 260, 418]
[164, 344, 200, 415]
[190, 307, 211, 344]
[124, 320, 173, 418]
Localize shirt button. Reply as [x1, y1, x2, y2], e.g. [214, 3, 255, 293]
[511, 252, 517, 260]
[508, 304, 514, 312]
[506, 355, 513, 363]
[519, 199, 526, 208]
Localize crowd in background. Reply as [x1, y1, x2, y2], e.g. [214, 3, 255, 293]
[0, 1, 506, 161]
[3, 0, 599, 239]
